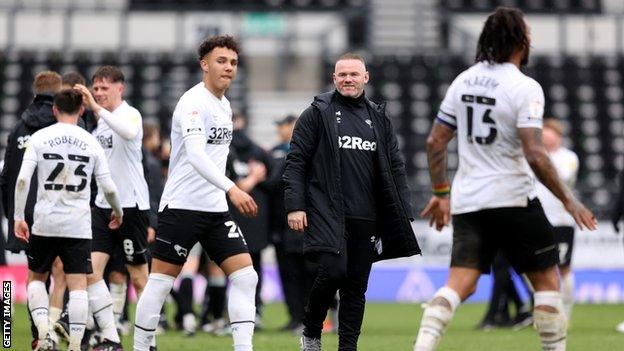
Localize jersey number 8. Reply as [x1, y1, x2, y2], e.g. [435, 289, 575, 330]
[43, 153, 90, 192]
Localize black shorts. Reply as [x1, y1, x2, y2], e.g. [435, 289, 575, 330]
[27, 235, 93, 274]
[104, 248, 128, 276]
[92, 206, 149, 265]
[450, 198, 559, 274]
[554, 226, 575, 267]
[153, 207, 249, 266]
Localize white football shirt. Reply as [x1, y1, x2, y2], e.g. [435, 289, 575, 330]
[535, 147, 579, 226]
[436, 62, 545, 214]
[92, 101, 149, 210]
[159, 82, 233, 212]
[22, 123, 110, 239]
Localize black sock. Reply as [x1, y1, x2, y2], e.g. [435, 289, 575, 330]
[209, 286, 226, 320]
[178, 277, 194, 317]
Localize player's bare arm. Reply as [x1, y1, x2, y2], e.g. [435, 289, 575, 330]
[519, 127, 597, 230]
[421, 121, 455, 231]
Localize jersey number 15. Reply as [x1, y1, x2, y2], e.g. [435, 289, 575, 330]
[462, 94, 497, 145]
[43, 153, 90, 192]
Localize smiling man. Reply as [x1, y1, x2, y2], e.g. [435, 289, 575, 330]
[133, 35, 258, 351]
[75, 66, 151, 351]
[284, 53, 420, 351]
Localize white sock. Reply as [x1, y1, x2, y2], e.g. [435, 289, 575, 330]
[87, 279, 120, 343]
[86, 308, 95, 330]
[28, 281, 50, 339]
[68, 290, 88, 349]
[109, 282, 127, 326]
[414, 286, 461, 351]
[534, 291, 567, 351]
[228, 266, 258, 351]
[134, 273, 175, 351]
[560, 273, 574, 322]
[49, 306, 62, 325]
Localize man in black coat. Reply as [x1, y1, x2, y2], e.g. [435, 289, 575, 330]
[1, 71, 64, 254]
[284, 53, 420, 350]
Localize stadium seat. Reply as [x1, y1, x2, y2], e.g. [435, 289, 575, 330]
[0, 49, 247, 152]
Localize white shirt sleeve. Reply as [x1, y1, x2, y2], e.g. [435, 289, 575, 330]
[177, 105, 235, 192]
[93, 143, 123, 217]
[516, 79, 545, 129]
[14, 142, 38, 221]
[436, 80, 458, 129]
[96, 107, 140, 140]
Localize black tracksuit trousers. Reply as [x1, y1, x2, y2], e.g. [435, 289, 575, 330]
[303, 218, 376, 350]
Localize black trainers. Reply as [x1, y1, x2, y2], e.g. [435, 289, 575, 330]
[512, 312, 533, 331]
[53, 318, 70, 344]
[92, 339, 124, 351]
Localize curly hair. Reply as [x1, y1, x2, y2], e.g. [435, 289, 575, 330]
[475, 7, 530, 64]
[198, 35, 240, 60]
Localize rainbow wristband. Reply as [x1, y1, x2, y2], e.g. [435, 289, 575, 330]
[432, 184, 451, 197]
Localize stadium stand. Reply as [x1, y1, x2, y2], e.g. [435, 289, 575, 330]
[441, 0, 602, 13]
[129, 0, 366, 11]
[0, 50, 247, 147]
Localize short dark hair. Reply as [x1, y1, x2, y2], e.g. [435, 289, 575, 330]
[198, 35, 240, 60]
[337, 52, 366, 66]
[92, 65, 124, 83]
[61, 72, 86, 87]
[475, 7, 529, 64]
[54, 89, 83, 115]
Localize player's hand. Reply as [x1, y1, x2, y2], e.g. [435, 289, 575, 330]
[109, 212, 123, 230]
[420, 196, 450, 231]
[228, 186, 258, 217]
[147, 227, 156, 244]
[564, 199, 597, 231]
[14, 220, 30, 243]
[74, 84, 100, 112]
[248, 160, 267, 183]
[287, 211, 307, 233]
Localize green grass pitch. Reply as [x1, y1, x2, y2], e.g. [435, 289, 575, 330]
[9, 303, 624, 350]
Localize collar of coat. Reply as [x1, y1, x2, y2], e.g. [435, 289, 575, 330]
[312, 90, 387, 115]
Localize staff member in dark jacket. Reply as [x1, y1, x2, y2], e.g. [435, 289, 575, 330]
[268, 115, 311, 333]
[284, 53, 420, 351]
[0, 71, 63, 254]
